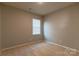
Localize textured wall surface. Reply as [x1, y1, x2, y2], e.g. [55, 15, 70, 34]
[2, 5, 43, 49]
[0, 5, 2, 54]
[44, 4, 79, 50]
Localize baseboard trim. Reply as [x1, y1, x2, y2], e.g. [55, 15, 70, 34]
[1, 40, 43, 52]
[2, 40, 79, 53]
[47, 41, 79, 52]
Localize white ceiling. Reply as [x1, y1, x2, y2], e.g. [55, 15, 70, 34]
[2, 2, 75, 15]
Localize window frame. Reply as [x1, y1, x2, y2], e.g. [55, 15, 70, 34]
[32, 18, 41, 35]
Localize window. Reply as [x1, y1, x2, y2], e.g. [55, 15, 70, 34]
[32, 18, 41, 35]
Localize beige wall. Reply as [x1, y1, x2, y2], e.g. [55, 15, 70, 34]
[44, 4, 79, 50]
[1, 3, 79, 50]
[2, 5, 43, 49]
[0, 5, 2, 54]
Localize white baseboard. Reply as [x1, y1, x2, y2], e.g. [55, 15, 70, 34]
[1, 40, 79, 53]
[47, 41, 79, 52]
[1, 40, 43, 52]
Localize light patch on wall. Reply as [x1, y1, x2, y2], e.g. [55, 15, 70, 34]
[44, 20, 54, 41]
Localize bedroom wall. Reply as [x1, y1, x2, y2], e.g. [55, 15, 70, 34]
[0, 5, 2, 55]
[44, 4, 79, 50]
[1, 5, 43, 49]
